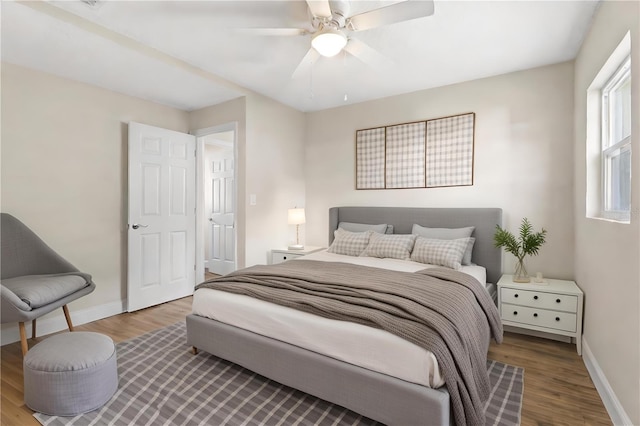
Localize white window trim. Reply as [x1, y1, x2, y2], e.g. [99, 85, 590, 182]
[585, 31, 631, 224]
[600, 57, 631, 222]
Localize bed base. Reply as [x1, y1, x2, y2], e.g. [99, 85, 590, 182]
[186, 314, 451, 426]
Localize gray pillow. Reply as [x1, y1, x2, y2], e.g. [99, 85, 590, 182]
[2, 274, 88, 309]
[339, 222, 388, 234]
[360, 233, 417, 260]
[412, 224, 475, 265]
[462, 237, 476, 265]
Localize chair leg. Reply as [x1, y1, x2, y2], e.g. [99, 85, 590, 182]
[62, 305, 74, 332]
[32, 319, 37, 340]
[19, 322, 28, 356]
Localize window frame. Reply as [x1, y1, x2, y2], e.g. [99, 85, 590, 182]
[601, 56, 631, 222]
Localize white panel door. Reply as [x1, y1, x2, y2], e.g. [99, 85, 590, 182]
[128, 122, 196, 312]
[208, 149, 236, 275]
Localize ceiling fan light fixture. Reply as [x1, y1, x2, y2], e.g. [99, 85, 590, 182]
[311, 29, 347, 57]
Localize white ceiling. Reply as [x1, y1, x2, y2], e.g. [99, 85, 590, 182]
[1, 0, 599, 113]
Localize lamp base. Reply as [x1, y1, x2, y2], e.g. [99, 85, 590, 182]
[288, 244, 305, 250]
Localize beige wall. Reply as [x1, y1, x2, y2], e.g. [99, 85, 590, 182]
[573, 1, 640, 423]
[190, 97, 247, 268]
[305, 62, 575, 280]
[1, 64, 306, 342]
[1, 62, 189, 328]
[190, 93, 306, 267]
[244, 93, 306, 265]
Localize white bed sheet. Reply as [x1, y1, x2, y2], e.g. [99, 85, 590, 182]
[192, 252, 488, 388]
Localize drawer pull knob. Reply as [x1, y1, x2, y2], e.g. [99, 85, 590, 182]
[555, 317, 560, 321]
[533, 295, 538, 300]
[533, 313, 538, 317]
[556, 299, 561, 303]
[514, 294, 519, 298]
[513, 311, 518, 316]
[283, 256, 287, 260]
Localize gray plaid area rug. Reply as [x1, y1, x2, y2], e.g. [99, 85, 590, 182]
[35, 322, 523, 426]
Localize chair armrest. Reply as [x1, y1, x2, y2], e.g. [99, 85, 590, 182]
[1, 283, 32, 323]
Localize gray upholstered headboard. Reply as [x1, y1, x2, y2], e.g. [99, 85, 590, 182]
[329, 207, 503, 284]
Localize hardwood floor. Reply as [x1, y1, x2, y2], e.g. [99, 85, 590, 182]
[1, 297, 193, 426]
[488, 332, 611, 426]
[1, 297, 611, 426]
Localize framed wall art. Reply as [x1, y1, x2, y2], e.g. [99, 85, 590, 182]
[355, 112, 475, 190]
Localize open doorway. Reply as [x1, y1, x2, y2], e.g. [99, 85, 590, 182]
[194, 123, 237, 283]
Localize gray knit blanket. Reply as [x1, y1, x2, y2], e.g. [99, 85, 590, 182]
[197, 260, 503, 426]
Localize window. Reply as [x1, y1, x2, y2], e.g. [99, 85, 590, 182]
[601, 57, 631, 220]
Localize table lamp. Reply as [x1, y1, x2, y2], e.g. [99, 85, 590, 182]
[288, 208, 305, 250]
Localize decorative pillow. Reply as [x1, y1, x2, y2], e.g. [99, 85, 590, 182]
[360, 233, 417, 260]
[462, 237, 476, 266]
[410, 237, 470, 270]
[411, 224, 474, 239]
[412, 224, 475, 265]
[327, 228, 372, 256]
[339, 222, 388, 234]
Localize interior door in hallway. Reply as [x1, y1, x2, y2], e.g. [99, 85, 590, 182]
[207, 147, 235, 275]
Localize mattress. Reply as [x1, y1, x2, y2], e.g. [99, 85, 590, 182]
[192, 251, 491, 388]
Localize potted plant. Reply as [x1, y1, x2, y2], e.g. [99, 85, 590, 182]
[494, 218, 547, 283]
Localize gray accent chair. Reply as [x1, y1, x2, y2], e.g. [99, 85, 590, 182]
[1, 213, 95, 355]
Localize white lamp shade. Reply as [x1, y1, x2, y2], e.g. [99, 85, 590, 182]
[311, 29, 347, 57]
[288, 208, 306, 225]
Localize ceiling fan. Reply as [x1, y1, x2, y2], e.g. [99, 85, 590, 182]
[240, 0, 435, 78]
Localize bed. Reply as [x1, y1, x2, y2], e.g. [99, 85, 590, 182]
[186, 207, 503, 425]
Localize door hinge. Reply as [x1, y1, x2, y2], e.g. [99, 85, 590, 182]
[194, 264, 196, 271]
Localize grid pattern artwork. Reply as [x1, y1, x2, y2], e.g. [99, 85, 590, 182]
[355, 113, 474, 190]
[426, 113, 475, 187]
[385, 122, 426, 188]
[356, 128, 385, 189]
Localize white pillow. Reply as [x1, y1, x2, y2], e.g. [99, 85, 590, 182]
[410, 237, 470, 270]
[412, 224, 475, 265]
[327, 228, 372, 256]
[360, 233, 417, 260]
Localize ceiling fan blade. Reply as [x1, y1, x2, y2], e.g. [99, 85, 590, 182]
[344, 38, 393, 71]
[348, 0, 434, 32]
[292, 48, 320, 79]
[306, 0, 332, 18]
[234, 28, 308, 36]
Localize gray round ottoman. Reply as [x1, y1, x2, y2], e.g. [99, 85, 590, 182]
[23, 332, 118, 416]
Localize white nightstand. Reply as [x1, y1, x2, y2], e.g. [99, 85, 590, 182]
[497, 274, 584, 355]
[270, 246, 325, 264]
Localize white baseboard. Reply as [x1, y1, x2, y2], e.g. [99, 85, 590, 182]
[582, 337, 633, 425]
[0, 299, 126, 346]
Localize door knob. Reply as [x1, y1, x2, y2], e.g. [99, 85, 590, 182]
[132, 224, 148, 230]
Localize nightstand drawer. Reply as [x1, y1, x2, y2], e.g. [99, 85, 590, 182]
[501, 303, 577, 332]
[501, 288, 578, 313]
[271, 252, 303, 264]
